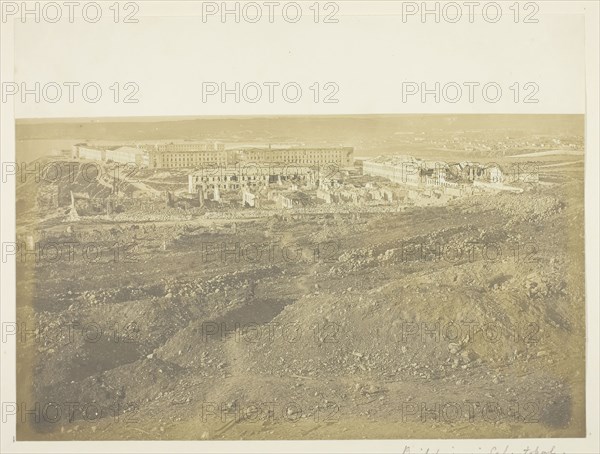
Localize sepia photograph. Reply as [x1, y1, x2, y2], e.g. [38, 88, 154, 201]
[1, 1, 598, 453]
[13, 114, 586, 440]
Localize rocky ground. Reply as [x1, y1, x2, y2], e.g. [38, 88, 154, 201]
[15, 159, 585, 440]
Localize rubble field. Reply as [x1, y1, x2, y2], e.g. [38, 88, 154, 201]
[16, 159, 585, 440]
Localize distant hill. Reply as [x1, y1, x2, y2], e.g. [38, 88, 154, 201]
[17, 114, 584, 142]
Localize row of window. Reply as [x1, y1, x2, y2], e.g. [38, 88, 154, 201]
[155, 145, 224, 152]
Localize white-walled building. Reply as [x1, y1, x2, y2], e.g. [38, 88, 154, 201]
[362, 155, 423, 186]
[106, 146, 149, 167]
[76, 145, 106, 161]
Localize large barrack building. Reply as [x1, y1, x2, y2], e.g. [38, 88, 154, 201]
[238, 147, 354, 168]
[71, 143, 355, 171]
[139, 141, 227, 169]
